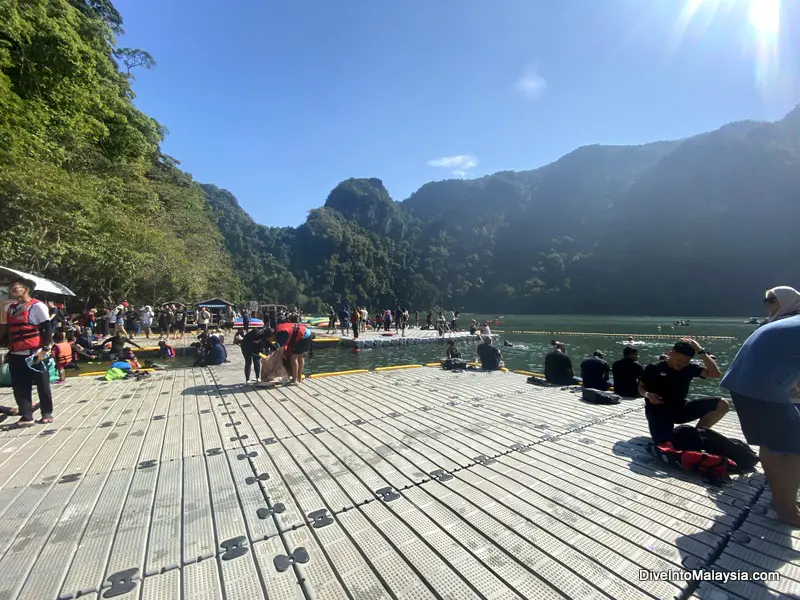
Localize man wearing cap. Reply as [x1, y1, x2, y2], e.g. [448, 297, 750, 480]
[0, 279, 55, 426]
[638, 338, 727, 445]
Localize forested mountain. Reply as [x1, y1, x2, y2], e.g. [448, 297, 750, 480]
[2, 1, 798, 315]
[0, 0, 239, 305]
[204, 107, 800, 316]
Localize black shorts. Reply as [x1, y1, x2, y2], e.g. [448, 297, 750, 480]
[645, 397, 721, 445]
[275, 332, 312, 355]
[730, 393, 800, 455]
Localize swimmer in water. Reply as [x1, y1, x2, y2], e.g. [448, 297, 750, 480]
[503, 340, 515, 347]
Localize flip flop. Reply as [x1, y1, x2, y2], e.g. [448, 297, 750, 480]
[12, 420, 35, 428]
[37, 416, 54, 424]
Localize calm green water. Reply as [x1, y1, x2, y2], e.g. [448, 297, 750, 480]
[308, 315, 758, 398]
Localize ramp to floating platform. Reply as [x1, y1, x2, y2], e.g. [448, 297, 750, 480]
[0, 363, 790, 600]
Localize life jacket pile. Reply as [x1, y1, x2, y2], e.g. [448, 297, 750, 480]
[650, 441, 735, 483]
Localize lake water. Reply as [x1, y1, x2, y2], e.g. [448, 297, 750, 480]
[308, 314, 758, 398]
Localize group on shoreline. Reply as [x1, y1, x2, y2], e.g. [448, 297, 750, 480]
[2, 279, 800, 525]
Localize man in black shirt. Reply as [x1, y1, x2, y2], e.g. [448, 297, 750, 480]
[544, 341, 580, 385]
[476, 336, 502, 371]
[638, 338, 727, 445]
[611, 346, 643, 397]
[581, 350, 610, 390]
[99, 331, 141, 361]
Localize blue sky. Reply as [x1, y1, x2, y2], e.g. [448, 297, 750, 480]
[116, 0, 797, 227]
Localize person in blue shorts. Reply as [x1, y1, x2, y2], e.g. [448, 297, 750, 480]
[721, 290, 800, 525]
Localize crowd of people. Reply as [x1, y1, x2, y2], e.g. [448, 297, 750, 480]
[326, 306, 463, 338]
[2, 279, 799, 524]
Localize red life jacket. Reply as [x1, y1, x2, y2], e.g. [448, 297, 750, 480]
[6, 299, 44, 352]
[53, 341, 74, 367]
[275, 323, 306, 354]
[654, 442, 733, 483]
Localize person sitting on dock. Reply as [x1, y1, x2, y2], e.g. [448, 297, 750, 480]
[638, 338, 727, 446]
[580, 350, 610, 391]
[611, 346, 644, 397]
[477, 335, 502, 371]
[545, 341, 581, 386]
[425, 312, 433, 330]
[446, 340, 461, 359]
[157, 340, 175, 359]
[470, 320, 478, 335]
[195, 335, 227, 367]
[74, 327, 99, 360]
[99, 330, 141, 362]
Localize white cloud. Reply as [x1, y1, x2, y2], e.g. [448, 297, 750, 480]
[515, 66, 546, 99]
[427, 153, 478, 178]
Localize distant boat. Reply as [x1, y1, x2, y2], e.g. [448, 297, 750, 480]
[492, 316, 504, 325]
[745, 317, 765, 325]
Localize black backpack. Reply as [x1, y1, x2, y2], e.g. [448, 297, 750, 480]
[696, 427, 759, 472]
[671, 425, 759, 473]
[443, 358, 468, 371]
[582, 388, 621, 405]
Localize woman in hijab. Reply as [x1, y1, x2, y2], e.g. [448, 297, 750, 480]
[764, 286, 800, 323]
[721, 285, 800, 524]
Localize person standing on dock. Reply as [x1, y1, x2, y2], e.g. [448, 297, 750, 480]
[326, 306, 336, 333]
[275, 316, 312, 384]
[0, 278, 55, 427]
[241, 307, 251, 332]
[720, 308, 800, 525]
[339, 306, 350, 336]
[197, 307, 211, 334]
[611, 346, 644, 397]
[394, 307, 402, 333]
[352, 307, 360, 340]
[383, 309, 392, 332]
[414, 310, 419, 329]
[638, 339, 727, 447]
[241, 328, 266, 383]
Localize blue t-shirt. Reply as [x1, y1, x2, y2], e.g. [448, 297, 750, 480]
[720, 315, 800, 404]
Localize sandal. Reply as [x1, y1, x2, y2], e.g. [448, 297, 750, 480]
[37, 415, 54, 424]
[12, 420, 35, 428]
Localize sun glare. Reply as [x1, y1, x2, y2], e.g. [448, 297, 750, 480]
[673, 0, 782, 93]
[748, 0, 780, 38]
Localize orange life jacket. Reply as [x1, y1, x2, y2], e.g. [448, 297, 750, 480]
[6, 299, 44, 352]
[53, 341, 74, 367]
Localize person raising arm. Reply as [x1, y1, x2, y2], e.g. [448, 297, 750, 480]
[638, 338, 726, 446]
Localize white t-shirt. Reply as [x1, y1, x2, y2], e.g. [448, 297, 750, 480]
[198, 310, 210, 325]
[481, 325, 491, 336]
[108, 310, 117, 324]
[8, 300, 50, 355]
